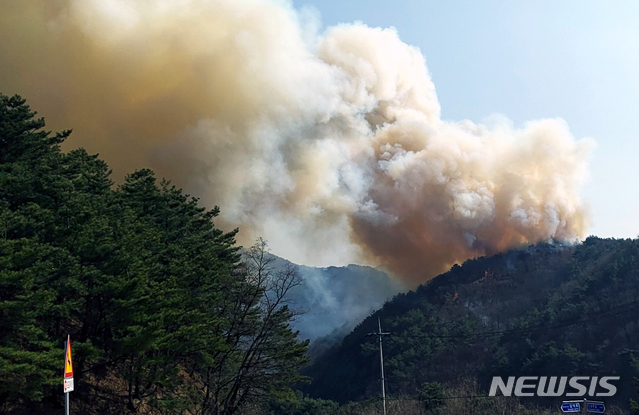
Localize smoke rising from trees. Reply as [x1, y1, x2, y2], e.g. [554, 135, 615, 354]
[0, 0, 595, 286]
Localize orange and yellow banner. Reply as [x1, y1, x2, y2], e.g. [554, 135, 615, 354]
[64, 335, 73, 378]
[63, 335, 74, 393]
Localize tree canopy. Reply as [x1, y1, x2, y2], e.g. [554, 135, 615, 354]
[304, 238, 639, 411]
[0, 94, 308, 414]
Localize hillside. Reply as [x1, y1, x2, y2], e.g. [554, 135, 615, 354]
[303, 238, 639, 411]
[265, 254, 404, 342]
[3, 93, 639, 414]
[0, 94, 309, 415]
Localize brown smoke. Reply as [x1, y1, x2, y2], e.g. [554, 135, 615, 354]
[0, 0, 594, 287]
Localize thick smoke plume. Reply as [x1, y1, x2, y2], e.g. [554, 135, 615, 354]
[0, 0, 594, 287]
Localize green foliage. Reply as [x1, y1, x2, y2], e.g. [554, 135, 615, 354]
[0, 94, 308, 414]
[262, 391, 339, 415]
[417, 381, 444, 411]
[305, 239, 639, 411]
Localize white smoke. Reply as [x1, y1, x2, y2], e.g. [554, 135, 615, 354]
[0, 0, 595, 286]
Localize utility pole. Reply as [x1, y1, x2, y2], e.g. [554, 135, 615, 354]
[368, 317, 392, 415]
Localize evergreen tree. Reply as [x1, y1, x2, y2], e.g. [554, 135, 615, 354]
[0, 94, 309, 414]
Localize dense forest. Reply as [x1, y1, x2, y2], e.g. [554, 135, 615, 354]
[2, 94, 639, 415]
[304, 239, 639, 413]
[0, 94, 308, 414]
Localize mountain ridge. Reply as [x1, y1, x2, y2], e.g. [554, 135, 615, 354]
[263, 253, 404, 342]
[301, 237, 639, 410]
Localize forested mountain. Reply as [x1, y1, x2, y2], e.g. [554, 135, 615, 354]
[0, 94, 308, 414]
[3, 93, 639, 415]
[303, 238, 639, 412]
[266, 255, 402, 342]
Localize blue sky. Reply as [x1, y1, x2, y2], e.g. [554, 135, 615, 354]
[294, 0, 639, 238]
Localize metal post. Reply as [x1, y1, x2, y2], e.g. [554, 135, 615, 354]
[368, 317, 392, 415]
[65, 391, 69, 415]
[378, 318, 386, 415]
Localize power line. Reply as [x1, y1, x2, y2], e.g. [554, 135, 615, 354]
[393, 299, 639, 341]
[385, 395, 507, 402]
[358, 301, 639, 406]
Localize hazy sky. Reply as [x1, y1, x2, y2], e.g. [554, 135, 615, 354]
[294, 0, 639, 239]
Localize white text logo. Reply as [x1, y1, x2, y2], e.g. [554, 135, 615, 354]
[488, 376, 619, 397]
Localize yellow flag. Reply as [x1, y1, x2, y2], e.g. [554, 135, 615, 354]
[64, 335, 73, 378]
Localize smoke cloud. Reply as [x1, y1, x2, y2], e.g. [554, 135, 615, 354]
[0, 0, 595, 287]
